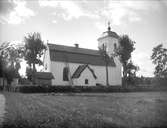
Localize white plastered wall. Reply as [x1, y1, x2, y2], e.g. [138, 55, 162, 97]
[92, 65, 122, 86]
[51, 62, 96, 86]
[98, 37, 119, 55]
[51, 62, 79, 86]
[98, 36, 122, 85]
[50, 62, 121, 86]
[73, 67, 96, 86]
[43, 45, 51, 72]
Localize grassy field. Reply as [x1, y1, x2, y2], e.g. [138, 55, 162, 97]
[2, 92, 167, 128]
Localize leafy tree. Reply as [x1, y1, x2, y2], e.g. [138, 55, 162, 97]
[24, 32, 46, 84]
[0, 42, 24, 86]
[4, 67, 16, 85]
[126, 60, 139, 85]
[151, 44, 167, 78]
[0, 42, 10, 77]
[126, 60, 139, 77]
[26, 66, 33, 81]
[4, 45, 23, 76]
[99, 45, 111, 86]
[0, 56, 4, 77]
[115, 35, 136, 86]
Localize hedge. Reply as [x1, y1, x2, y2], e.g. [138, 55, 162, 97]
[0, 86, 3, 91]
[152, 78, 167, 86]
[12, 85, 167, 93]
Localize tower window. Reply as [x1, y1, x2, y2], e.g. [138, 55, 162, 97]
[114, 43, 117, 49]
[102, 44, 106, 51]
[45, 64, 47, 70]
[85, 79, 88, 84]
[63, 67, 69, 81]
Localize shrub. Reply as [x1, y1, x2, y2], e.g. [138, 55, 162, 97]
[13, 85, 167, 93]
[152, 77, 167, 86]
[0, 86, 3, 90]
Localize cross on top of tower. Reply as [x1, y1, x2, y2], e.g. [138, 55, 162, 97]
[107, 21, 111, 31]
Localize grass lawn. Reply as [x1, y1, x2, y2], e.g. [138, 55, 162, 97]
[2, 92, 167, 128]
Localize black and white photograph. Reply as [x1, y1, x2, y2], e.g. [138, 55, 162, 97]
[0, 0, 167, 127]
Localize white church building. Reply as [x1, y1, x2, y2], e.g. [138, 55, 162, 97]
[43, 25, 122, 86]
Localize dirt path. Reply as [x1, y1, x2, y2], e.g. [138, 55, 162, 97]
[0, 94, 5, 126]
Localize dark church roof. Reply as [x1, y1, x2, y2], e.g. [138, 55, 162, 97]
[98, 31, 119, 41]
[72, 64, 97, 79]
[97, 24, 119, 41]
[48, 43, 116, 67]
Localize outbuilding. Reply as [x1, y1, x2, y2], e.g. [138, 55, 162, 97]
[35, 72, 54, 86]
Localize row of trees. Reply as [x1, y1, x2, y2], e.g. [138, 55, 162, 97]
[111, 36, 167, 86]
[0, 32, 46, 86]
[1, 32, 139, 87]
[2, 32, 165, 87]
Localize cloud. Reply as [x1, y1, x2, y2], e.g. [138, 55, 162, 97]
[97, 0, 163, 26]
[0, 0, 15, 15]
[128, 13, 141, 22]
[132, 51, 154, 77]
[100, 1, 144, 25]
[39, 0, 99, 21]
[57, 1, 87, 20]
[38, 0, 59, 7]
[95, 21, 106, 31]
[0, 0, 35, 24]
[38, 0, 143, 25]
[52, 19, 57, 24]
[38, 0, 164, 27]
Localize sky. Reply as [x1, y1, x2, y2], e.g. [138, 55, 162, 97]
[0, 0, 167, 77]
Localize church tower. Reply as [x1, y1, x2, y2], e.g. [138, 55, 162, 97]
[97, 22, 119, 56]
[98, 22, 122, 84]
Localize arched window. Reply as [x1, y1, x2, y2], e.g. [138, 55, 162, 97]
[85, 79, 88, 84]
[114, 43, 117, 49]
[63, 67, 69, 81]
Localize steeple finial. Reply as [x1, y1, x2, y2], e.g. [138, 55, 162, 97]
[107, 21, 111, 31]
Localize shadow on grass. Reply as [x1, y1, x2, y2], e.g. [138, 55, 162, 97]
[2, 120, 125, 128]
[2, 115, 125, 128]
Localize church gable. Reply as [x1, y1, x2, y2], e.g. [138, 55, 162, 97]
[72, 64, 97, 79]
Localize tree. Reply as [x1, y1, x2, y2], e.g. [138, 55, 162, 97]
[26, 66, 33, 81]
[4, 45, 23, 77]
[0, 42, 10, 77]
[115, 35, 136, 86]
[0, 42, 24, 86]
[24, 32, 46, 84]
[0, 56, 4, 77]
[151, 44, 167, 78]
[99, 45, 110, 86]
[126, 60, 139, 85]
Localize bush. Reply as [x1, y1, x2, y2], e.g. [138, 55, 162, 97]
[152, 77, 167, 86]
[0, 86, 3, 90]
[19, 78, 31, 85]
[13, 85, 167, 93]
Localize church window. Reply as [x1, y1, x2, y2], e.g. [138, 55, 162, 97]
[114, 43, 117, 49]
[63, 67, 69, 81]
[85, 79, 88, 84]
